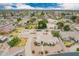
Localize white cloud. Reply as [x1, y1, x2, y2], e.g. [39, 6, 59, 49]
[4, 6, 14, 9]
[61, 3, 79, 10]
[15, 4, 35, 9]
[2, 3, 35, 9]
[15, 4, 49, 10]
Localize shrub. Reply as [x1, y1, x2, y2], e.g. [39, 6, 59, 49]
[52, 31, 60, 37]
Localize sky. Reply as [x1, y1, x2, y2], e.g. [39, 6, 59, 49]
[0, 3, 79, 10]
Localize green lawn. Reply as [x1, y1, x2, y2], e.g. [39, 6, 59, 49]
[64, 41, 74, 47]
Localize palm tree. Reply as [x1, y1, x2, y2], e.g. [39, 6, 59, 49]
[45, 50, 48, 54]
[40, 51, 43, 55]
[32, 50, 35, 54]
[34, 41, 38, 46]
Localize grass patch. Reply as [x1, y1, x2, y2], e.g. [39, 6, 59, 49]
[64, 41, 74, 47]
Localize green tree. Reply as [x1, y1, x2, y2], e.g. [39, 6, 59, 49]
[8, 37, 21, 47]
[17, 18, 22, 22]
[56, 22, 64, 29]
[41, 11, 45, 15]
[63, 25, 70, 31]
[70, 16, 77, 22]
[61, 13, 65, 16]
[31, 12, 35, 17]
[38, 20, 47, 29]
[76, 48, 79, 52]
[43, 19, 48, 23]
[10, 12, 14, 16]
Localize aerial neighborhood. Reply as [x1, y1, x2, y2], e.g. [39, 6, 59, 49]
[0, 10, 79, 56]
